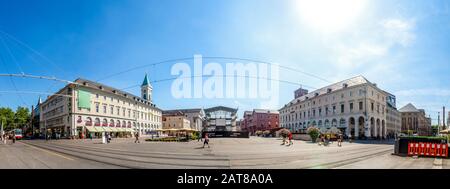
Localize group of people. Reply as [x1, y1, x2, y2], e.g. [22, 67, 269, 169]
[1, 131, 16, 144]
[319, 134, 344, 147]
[281, 132, 294, 146]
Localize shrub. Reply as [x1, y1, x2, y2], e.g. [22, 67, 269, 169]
[263, 130, 270, 137]
[307, 127, 320, 143]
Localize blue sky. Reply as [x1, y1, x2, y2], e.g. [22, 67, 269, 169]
[0, 0, 449, 124]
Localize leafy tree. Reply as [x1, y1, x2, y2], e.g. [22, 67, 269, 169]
[14, 106, 30, 129]
[0, 107, 30, 130]
[0, 107, 15, 130]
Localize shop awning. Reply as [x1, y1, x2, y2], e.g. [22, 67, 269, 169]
[85, 126, 98, 132]
[125, 128, 134, 132]
[110, 128, 119, 132]
[95, 127, 106, 132]
[103, 127, 113, 132]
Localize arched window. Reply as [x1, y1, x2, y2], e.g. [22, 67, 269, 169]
[110, 119, 115, 127]
[77, 116, 82, 123]
[85, 117, 92, 126]
[116, 120, 121, 127]
[94, 118, 101, 126]
[102, 119, 108, 126]
[128, 121, 131, 128]
[122, 121, 126, 128]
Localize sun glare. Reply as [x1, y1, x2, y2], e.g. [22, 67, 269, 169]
[295, 0, 367, 33]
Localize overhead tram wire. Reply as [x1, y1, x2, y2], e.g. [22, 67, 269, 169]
[0, 73, 76, 85]
[0, 30, 70, 77]
[119, 75, 317, 91]
[0, 91, 72, 98]
[94, 56, 334, 85]
[0, 35, 28, 107]
[0, 30, 71, 94]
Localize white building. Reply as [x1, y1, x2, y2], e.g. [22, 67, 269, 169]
[40, 75, 162, 138]
[279, 76, 392, 139]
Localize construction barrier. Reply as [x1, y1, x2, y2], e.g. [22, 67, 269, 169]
[407, 142, 448, 158]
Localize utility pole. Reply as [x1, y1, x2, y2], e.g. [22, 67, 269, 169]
[443, 106, 446, 130]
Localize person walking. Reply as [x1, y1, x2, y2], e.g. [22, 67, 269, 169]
[107, 133, 111, 143]
[12, 132, 16, 144]
[202, 133, 210, 148]
[288, 132, 293, 146]
[134, 132, 140, 143]
[338, 134, 343, 147]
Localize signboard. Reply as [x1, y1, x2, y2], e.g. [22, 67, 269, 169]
[77, 89, 91, 109]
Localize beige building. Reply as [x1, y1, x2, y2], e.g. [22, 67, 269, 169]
[399, 103, 432, 136]
[279, 76, 393, 139]
[162, 111, 191, 130]
[162, 109, 205, 131]
[40, 75, 162, 138]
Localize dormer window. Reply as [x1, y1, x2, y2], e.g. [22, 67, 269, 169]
[83, 82, 88, 86]
[99, 86, 103, 90]
[315, 93, 319, 97]
[343, 83, 348, 88]
[327, 88, 332, 93]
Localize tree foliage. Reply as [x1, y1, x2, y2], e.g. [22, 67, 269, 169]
[0, 106, 30, 130]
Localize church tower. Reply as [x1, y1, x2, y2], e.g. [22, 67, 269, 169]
[141, 74, 152, 103]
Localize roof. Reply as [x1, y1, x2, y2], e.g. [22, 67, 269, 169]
[253, 109, 279, 114]
[204, 106, 238, 113]
[399, 103, 420, 113]
[163, 108, 204, 115]
[142, 74, 151, 86]
[283, 75, 373, 108]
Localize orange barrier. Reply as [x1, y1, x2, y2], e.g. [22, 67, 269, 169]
[442, 143, 448, 158]
[407, 142, 448, 158]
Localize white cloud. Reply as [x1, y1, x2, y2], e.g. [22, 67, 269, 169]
[381, 18, 416, 47]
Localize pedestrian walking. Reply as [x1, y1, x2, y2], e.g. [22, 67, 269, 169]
[202, 133, 210, 148]
[107, 133, 112, 143]
[288, 132, 293, 146]
[134, 132, 140, 143]
[338, 134, 343, 147]
[12, 132, 16, 144]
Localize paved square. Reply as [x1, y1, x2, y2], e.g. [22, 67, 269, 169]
[0, 137, 445, 169]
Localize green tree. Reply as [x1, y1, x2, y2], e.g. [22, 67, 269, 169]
[0, 107, 15, 130]
[14, 106, 30, 129]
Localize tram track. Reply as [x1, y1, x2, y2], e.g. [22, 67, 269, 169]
[22, 141, 231, 169]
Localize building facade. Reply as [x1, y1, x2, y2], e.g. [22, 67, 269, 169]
[204, 106, 238, 132]
[162, 111, 191, 130]
[241, 109, 279, 134]
[39, 75, 162, 138]
[385, 92, 401, 137]
[399, 103, 432, 136]
[162, 109, 205, 131]
[279, 76, 391, 139]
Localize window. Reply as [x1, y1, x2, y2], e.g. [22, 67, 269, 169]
[103, 105, 106, 113]
[341, 104, 344, 113]
[95, 103, 99, 113]
[371, 103, 374, 111]
[325, 107, 329, 115]
[117, 107, 120, 115]
[110, 105, 114, 114]
[333, 106, 336, 114]
[350, 103, 353, 111]
[359, 102, 363, 110]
